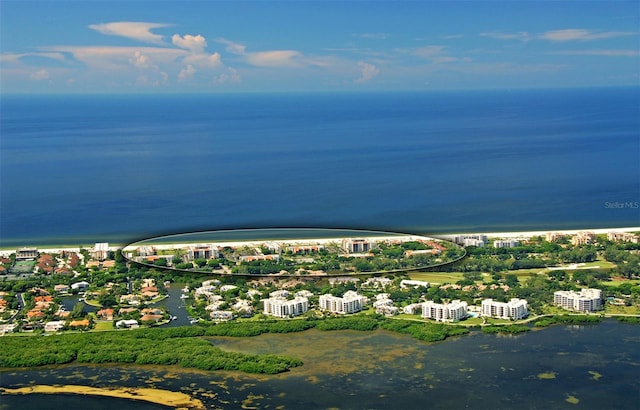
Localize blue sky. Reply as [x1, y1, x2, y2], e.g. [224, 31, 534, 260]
[1, 1, 638, 93]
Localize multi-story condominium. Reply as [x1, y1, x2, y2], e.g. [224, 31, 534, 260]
[545, 232, 565, 242]
[319, 290, 366, 314]
[342, 238, 375, 253]
[554, 288, 603, 312]
[452, 234, 488, 247]
[571, 232, 596, 246]
[263, 296, 309, 318]
[421, 300, 468, 322]
[93, 243, 110, 261]
[607, 232, 640, 243]
[188, 244, 219, 260]
[494, 239, 520, 248]
[136, 246, 156, 257]
[481, 298, 528, 320]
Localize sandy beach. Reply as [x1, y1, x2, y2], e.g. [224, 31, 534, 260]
[435, 226, 640, 240]
[0, 384, 206, 409]
[2, 227, 638, 258]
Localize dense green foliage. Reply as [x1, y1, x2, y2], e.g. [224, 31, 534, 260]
[204, 320, 315, 337]
[481, 325, 530, 334]
[615, 316, 640, 324]
[314, 316, 380, 331]
[379, 318, 469, 342]
[0, 327, 301, 374]
[534, 315, 602, 327]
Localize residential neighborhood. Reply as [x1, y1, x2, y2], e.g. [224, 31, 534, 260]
[0, 229, 638, 335]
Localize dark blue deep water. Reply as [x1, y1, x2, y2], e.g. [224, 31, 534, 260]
[1, 88, 638, 246]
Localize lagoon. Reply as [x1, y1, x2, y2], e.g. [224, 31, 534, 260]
[2, 320, 639, 409]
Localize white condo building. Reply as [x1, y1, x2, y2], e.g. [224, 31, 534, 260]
[453, 235, 488, 247]
[263, 296, 309, 318]
[494, 239, 520, 248]
[481, 298, 529, 320]
[554, 289, 603, 312]
[319, 290, 366, 314]
[421, 300, 468, 322]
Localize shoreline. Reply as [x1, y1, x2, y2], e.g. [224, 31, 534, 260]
[1, 226, 638, 257]
[0, 384, 206, 409]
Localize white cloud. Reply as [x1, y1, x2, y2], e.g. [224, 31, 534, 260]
[355, 33, 389, 40]
[539, 29, 637, 41]
[413, 45, 446, 58]
[482, 29, 636, 43]
[216, 38, 247, 55]
[178, 64, 196, 82]
[355, 62, 379, 84]
[550, 49, 640, 57]
[41, 46, 187, 71]
[245, 50, 304, 68]
[214, 67, 242, 84]
[183, 52, 222, 68]
[480, 32, 531, 41]
[30, 69, 50, 80]
[172, 34, 207, 53]
[216, 38, 311, 68]
[89, 22, 170, 44]
[129, 51, 154, 69]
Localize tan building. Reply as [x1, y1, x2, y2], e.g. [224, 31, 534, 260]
[607, 232, 639, 243]
[571, 232, 596, 246]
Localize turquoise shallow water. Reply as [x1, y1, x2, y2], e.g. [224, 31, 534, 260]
[2, 320, 639, 409]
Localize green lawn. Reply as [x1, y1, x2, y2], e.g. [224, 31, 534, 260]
[602, 278, 640, 287]
[93, 321, 114, 331]
[408, 272, 464, 284]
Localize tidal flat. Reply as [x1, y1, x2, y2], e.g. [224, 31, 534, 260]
[1, 320, 639, 409]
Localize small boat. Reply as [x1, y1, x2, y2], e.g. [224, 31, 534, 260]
[180, 294, 189, 299]
[171, 316, 177, 320]
[190, 319, 199, 324]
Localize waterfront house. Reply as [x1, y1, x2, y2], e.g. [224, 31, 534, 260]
[44, 321, 65, 332]
[71, 281, 90, 292]
[96, 308, 114, 320]
[115, 319, 139, 329]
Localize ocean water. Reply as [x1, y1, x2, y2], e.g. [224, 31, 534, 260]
[1, 88, 638, 247]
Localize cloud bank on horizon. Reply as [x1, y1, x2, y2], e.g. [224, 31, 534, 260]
[1, 2, 638, 93]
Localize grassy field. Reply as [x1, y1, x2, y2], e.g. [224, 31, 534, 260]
[604, 304, 640, 315]
[408, 272, 465, 284]
[601, 278, 640, 287]
[93, 321, 114, 331]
